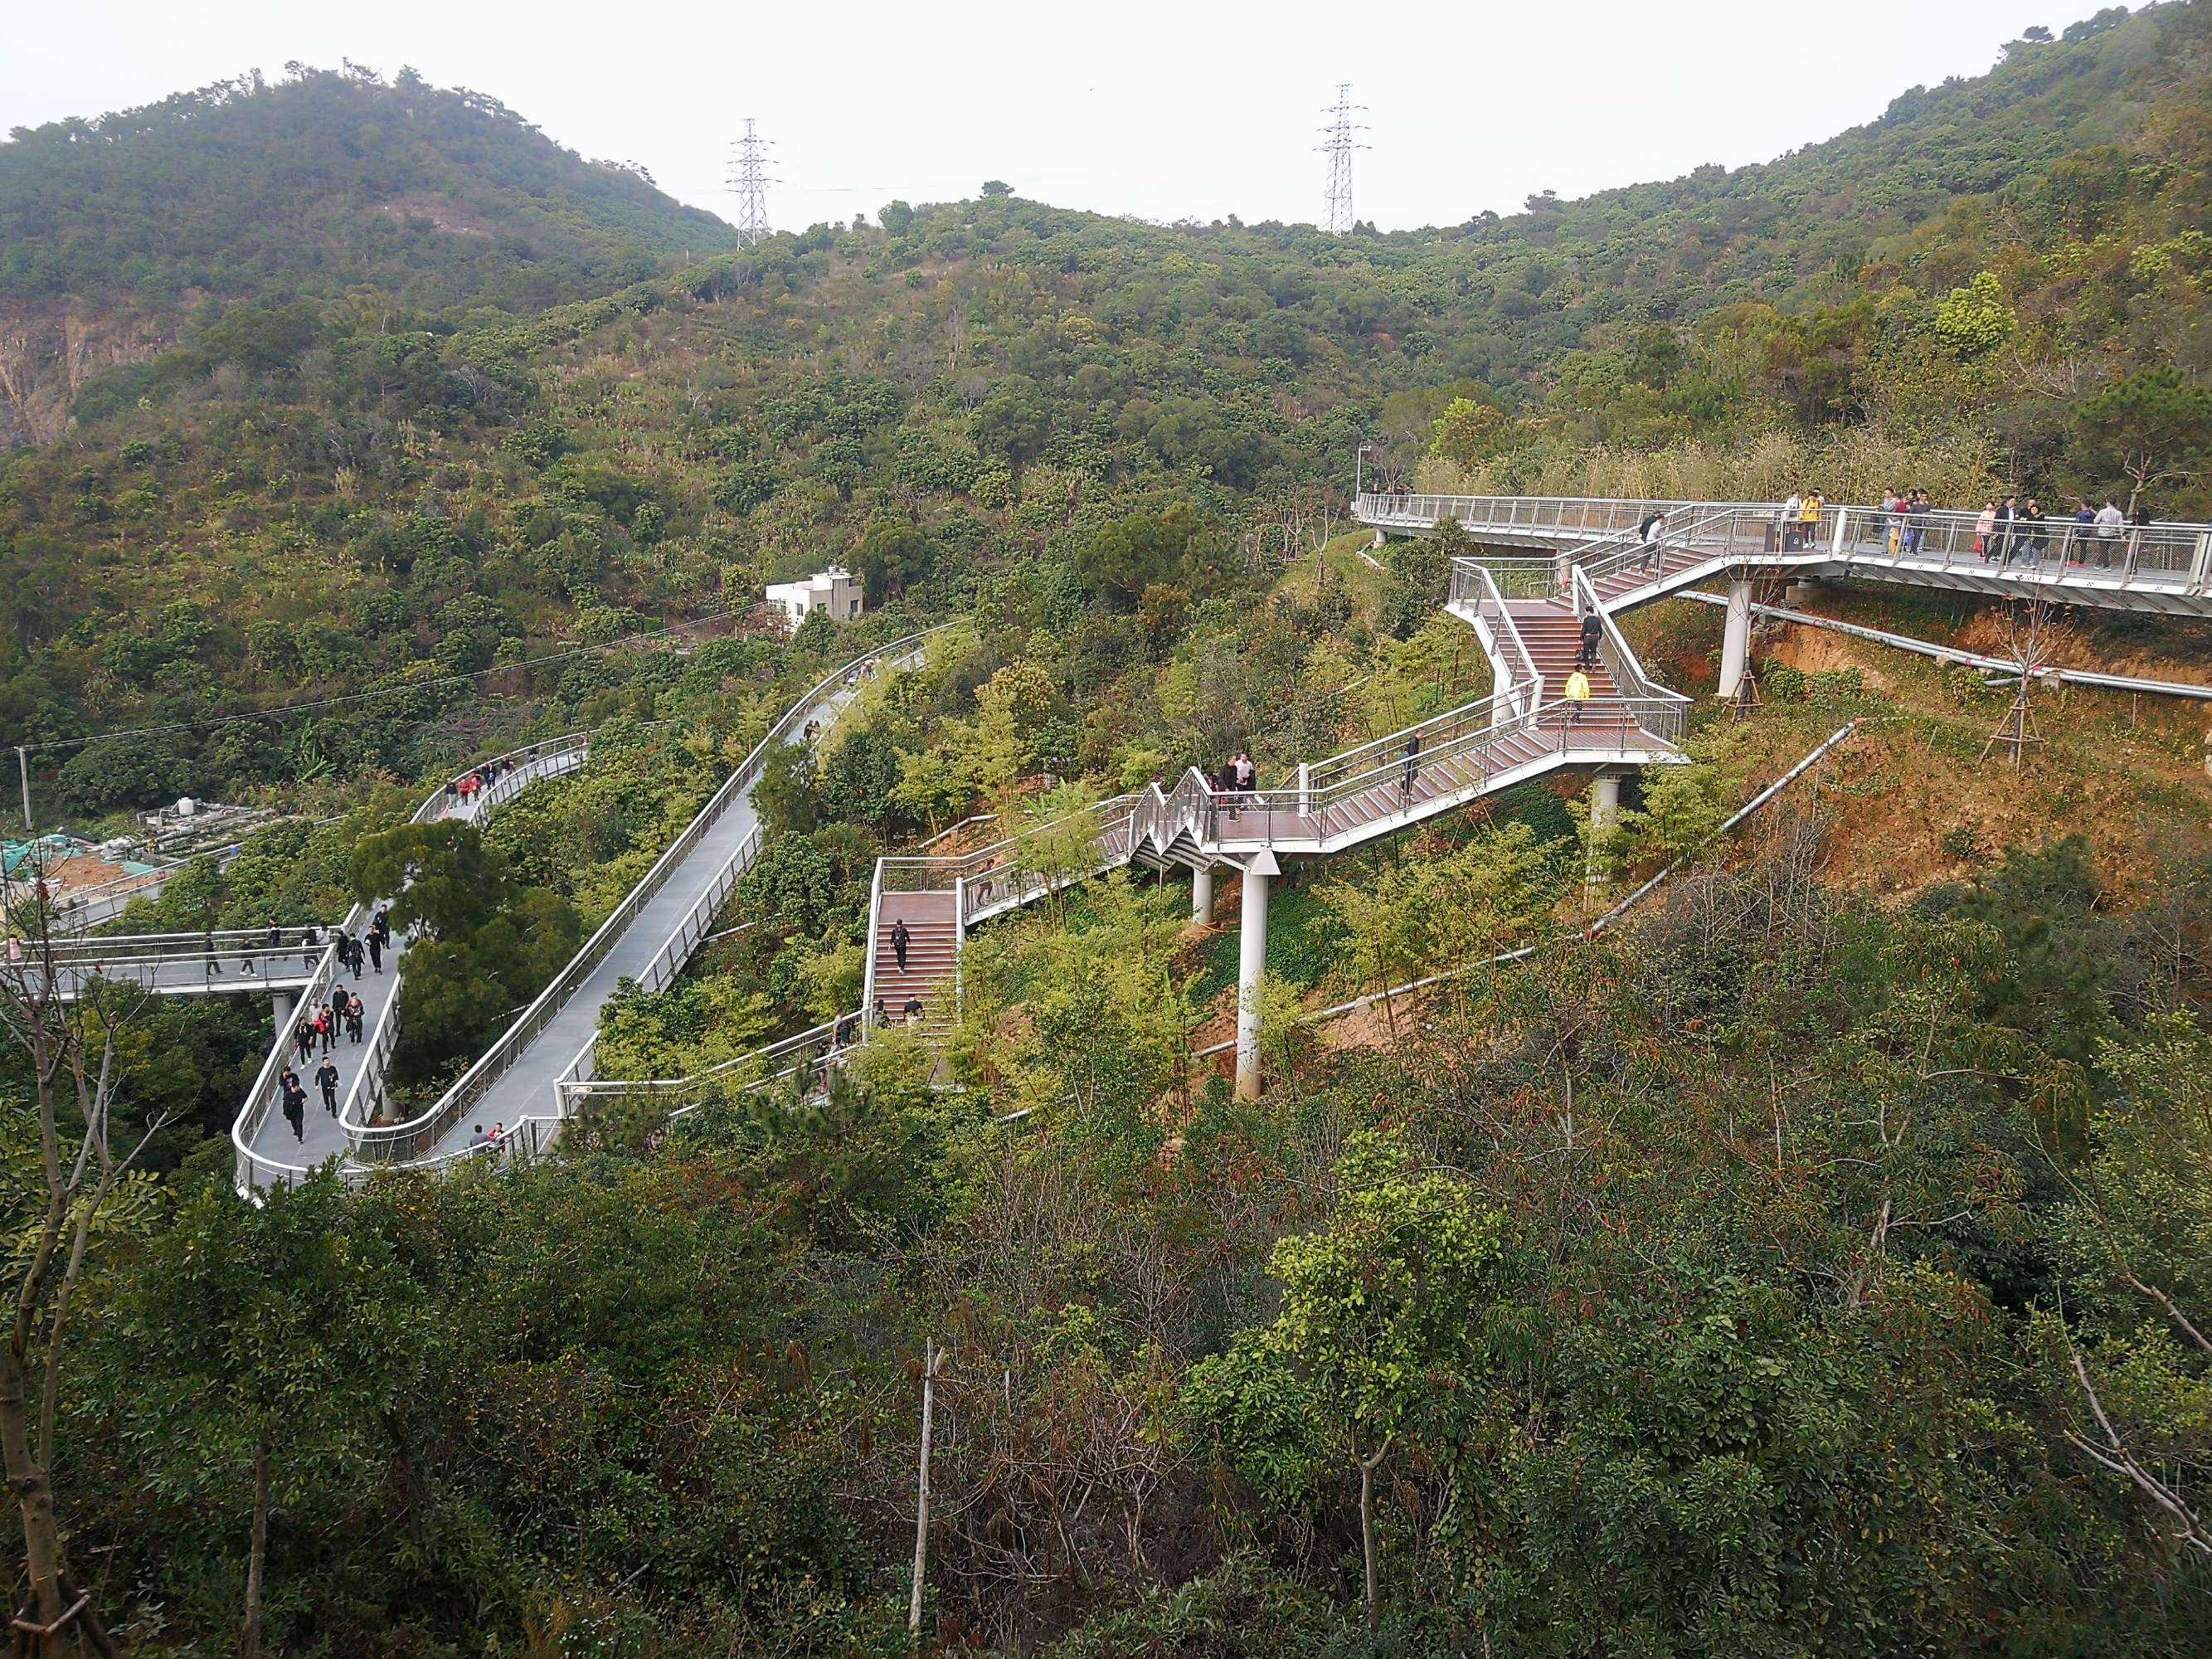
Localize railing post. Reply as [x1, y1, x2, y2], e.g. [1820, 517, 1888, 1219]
[2191, 533, 2212, 593]
[1297, 761, 1311, 821]
[1830, 508, 1850, 560]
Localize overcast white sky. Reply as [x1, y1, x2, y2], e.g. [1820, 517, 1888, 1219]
[7, 1, 2094, 232]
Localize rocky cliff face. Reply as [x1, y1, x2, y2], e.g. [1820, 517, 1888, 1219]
[0, 304, 171, 450]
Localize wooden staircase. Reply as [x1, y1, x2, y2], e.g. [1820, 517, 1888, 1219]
[1509, 603, 1642, 737]
[869, 890, 960, 1039]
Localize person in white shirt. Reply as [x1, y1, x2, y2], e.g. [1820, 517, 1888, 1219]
[2093, 499, 2126, 568]
[1780, 494, 1802, 550]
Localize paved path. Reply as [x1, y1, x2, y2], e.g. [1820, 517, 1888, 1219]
[440, 678, 863, 1150]
[240, 747, 586, 1180]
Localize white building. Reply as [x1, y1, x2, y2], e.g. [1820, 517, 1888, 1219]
[764, 566, 864, 628]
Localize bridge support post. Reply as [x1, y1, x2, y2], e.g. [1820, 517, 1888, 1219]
[1234, 852, 1278, 1102]
[271, 992, 294, 1034]
[1717, 578, 1753, 700]
[1191, 864, 1215, 927]
[1587, 775, 1621, 892]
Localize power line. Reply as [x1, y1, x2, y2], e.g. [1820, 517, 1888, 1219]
[727, 118, 779, 247]
[1318, 83, 1368, 236]
[19, 608, 752, 758]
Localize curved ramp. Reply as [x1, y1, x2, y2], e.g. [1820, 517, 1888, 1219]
[255, 631, 938, 1188]
[231, 736, 592, 1192]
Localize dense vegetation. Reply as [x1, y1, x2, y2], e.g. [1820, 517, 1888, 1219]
[1, 5, 2211, 1654]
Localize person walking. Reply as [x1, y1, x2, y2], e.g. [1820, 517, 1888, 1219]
[373, 905, 392, 948]
[280, 1068, 307, 1143]
[299, 925, 320, 971]
[1991, 496, 2018, 564]
[1577, 611, 1602, 669]
[314, 1004, 334, 1056]
[1563, 666, 1592, 727]
[889, 917, 911, 972]
[346, 1000, 364, 1045]
[1636, 508, 1667, 574]
[293, 1018, 314, 1065]
[366, 928, 384, 974]
[1778, 492, 1802, 552]
[315, 1055, 340, 1116]
[1401, 731, 1421, 802]
[1908, 489, 1932, 556]
[834, 1010, 858, 1050]
[202, 930, 221, 979]
[2068, 499, 2096, 565]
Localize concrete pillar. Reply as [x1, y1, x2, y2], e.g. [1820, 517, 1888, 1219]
[1191, 864, 1215, 927]
[1718, 577, 1753, 700]
[1587, 775, 1621, 892]
[1235, 853, 1278, 1101]
[272, 992, 294, 1032]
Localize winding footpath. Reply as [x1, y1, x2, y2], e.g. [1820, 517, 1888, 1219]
[45, 495, 2212, 1183]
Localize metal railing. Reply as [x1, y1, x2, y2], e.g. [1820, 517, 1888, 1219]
[348, 629, 942, 1164]
[546, 820, 766, 1099]
[42, 926, 328, 996]
[555, 1017, 849, 1117]
[1360, 493, 2212, 596]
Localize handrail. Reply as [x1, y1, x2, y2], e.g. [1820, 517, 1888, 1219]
[349, 627, 945, 1162]
[557, 1016, 848, 1115]
[1357, 494, 2212, 597]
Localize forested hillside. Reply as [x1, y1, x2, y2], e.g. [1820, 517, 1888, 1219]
[2, 4, 2206, 828]
[2, 6, 2212, 1655]
[0, 63, 737, 445]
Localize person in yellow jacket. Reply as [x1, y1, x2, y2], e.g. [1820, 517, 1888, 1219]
[1800, 489, 1824, 549]
[1563, 667, 1592, 727]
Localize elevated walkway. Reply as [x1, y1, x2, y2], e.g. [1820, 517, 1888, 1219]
[1355, 494, 2212, 618]
[843, 562, 1686, 1091]
[220, 632, 939, 1190]
[231, 736, 591, 1190]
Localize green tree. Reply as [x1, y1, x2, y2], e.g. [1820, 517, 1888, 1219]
[1190, 1128, 1508, 1628]
[971, 375, 1050, 486]
[90, 1175, 423, 1657]
[2076, 368, 2212, 515]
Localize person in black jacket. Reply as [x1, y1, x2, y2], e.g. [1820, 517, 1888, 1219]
[316, 1056, 340, 1116]
[1577, 613, 1602, 669]
[280, 1069, 307, 1142]
[890, 918, 912, 971]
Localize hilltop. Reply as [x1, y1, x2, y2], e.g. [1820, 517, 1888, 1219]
[0, 63, 738, 445]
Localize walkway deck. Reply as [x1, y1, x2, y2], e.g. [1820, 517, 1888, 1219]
[236, 740, 591, 1189]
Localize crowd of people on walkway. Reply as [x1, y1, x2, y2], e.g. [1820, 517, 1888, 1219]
[268, 906, 396, 1144]
[1759, 489, 2161, 570]
[442, 757, 518, 816]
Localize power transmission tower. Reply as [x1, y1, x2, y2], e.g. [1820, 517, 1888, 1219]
[727, 118, 778, 247]
[1318, 83, 1368, 236]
